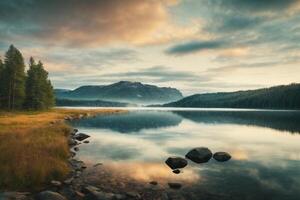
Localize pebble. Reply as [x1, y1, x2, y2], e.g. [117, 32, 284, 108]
[172, 169, 181, 174]
[51, 180, 62, 187]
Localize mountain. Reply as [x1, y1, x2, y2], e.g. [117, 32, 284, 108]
[55, 81, 183, 104]
[54, 89, 71, 95]
[164, 83, 300, 109]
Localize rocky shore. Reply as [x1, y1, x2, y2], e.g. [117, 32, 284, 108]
[0, 113, 231, 200]
[0, 114, 186, 200]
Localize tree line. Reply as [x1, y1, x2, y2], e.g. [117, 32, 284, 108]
[0, 45, 54, 111]
[165, 83, 300, 109]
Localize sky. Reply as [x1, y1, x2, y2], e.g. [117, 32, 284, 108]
[0, 0, 300, 95]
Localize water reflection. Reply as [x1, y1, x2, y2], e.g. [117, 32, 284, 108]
[72, 110, 300, 134]
[71, 110, 300, 200]
[71, 111, 182, 133]
[182, 161, 300, 200]
[175, 110, 300, 133]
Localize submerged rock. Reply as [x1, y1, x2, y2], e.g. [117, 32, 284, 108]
[69, 159, 85, 171]
[82, 185, 121, 200]
[165, 157, 188, 170]
[93, 163, 103, 167]
[172, 169, 181, 174]
[126, 191, 141, 199]
[58, 187, 77, 200]
[74, 133, 90, 141]
[213, 152, 231, 162]
[82, 185, 101, 194]
[0, 192, 30, 200]
[185, 147, 212, 163]
[168, 182, 182, 190]
[149, 181, 158, 185]
[35, 191, 67, 200]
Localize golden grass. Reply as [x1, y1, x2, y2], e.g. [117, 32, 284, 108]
[0, 108, 124, 191]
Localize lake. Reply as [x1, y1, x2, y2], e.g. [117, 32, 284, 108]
[69, 108, 300, 200]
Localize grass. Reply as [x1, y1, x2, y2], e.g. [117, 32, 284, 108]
[0, 108, 123, 191]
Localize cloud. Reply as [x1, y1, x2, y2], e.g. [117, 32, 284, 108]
[99, 66, 208, 82]
[212, 0, 300, 13]
[213, 16, 265, 32]
[46, 48, 138, 69]
[165, 0, 300, 57]
[49, 65, 211, 94]
[0, 0, 200, 47]
[207, 56, 300, 74]
[166, 40, 227, 55]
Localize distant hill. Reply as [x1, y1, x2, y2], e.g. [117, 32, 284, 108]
[55, 81, 183, 104]
[56, 99, 134, 107]
[164, 83, 300, 109]
[54, 89, 71, 95]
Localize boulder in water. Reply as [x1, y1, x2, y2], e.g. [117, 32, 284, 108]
[185, 147, 212, 163]
[74, 133, 90, 141]
[213, 152, 231, 162]
[168, 182, 182, 190]
[165, 157, 188, 169]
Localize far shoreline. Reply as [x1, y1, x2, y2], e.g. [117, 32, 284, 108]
[56, 106, 300, 112]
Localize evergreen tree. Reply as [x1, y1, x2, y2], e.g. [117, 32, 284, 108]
[44, 79, 55, 109]
[24, 57, 38, 109]
[2, 45, 26, 110]
[24, 58, 54, 110]
[0, 59, 4, 108]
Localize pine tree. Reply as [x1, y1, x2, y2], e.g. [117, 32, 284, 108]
[24, 58, 55, 110]
[24, 57, 38, 109]
[39, 61, 55, 109]
[44, 79, 55, 109]
[2, 45, 26, 110]
[0, 59, 4, 108]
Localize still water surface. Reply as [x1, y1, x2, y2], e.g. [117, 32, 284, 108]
[70, 108, 300, 200]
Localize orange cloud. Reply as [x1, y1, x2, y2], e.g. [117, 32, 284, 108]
[9, 0, 200, 47]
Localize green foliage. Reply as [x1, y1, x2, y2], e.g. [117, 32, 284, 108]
[24, 58, 55, 110]
[0, 45, 54, 111]
[166, 84, 300, 109]
[1, 45, 26, 110]
[0, 59, 4, 108]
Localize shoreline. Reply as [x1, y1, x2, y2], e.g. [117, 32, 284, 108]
[0, 110, 187, 200]
[48, 122, 187, 200]
[56, 106, 300, 112]
[0, 109, 229, 200]
[0, 109, 127, 200]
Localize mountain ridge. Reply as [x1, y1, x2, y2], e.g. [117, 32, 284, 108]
[55, 81, 183, 104]
[164, 83, 300, 109]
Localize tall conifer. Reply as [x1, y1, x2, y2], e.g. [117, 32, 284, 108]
[0, 59, 4, 108]
[2, 45, 26, 110]
[25, 58, 54, 110]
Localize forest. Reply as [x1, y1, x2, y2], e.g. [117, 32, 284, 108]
[0, 45, 54, 111]
[165, 83, 300, 109]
